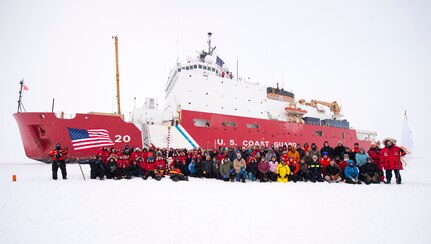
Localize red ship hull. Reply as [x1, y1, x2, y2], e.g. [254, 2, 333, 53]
[14, 112, 142, 163]
[180, 110, 370, 149]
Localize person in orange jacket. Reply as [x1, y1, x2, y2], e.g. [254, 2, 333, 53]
[49, 143, 68, 180]
[287, 156, 300, 183]
[287, 146, 300, 163]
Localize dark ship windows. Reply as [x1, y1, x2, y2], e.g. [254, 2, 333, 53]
[193, 119, 210, 127]
[315, 131, 323, 137]
[194, 65, 197, 69]
[222, 122, 237, 127]
[246, 124, 260, 129]
[203, 66, 207, 70]
[211, 67, 215, 72]
[198, 64, 202, 69]
[342, 132, 345, 139]
[177, 68, 181, 72]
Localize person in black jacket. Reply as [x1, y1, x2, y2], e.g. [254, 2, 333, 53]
[359, 158, 383, 184]
[297, 158, 309, 182]
[324, 160, 342, 183]
[320, 141, 335, 159]
[309, 155, 323, 183]
[194, 158, 203, 178]
[128, 157, 143, 178]
[105, 157, 118, 179]
[246, 157, 258, 182]
[334, 141, 346, 159]
[202, 156, 213, 178]
[296, 144, 305, 160]
[89, 155, 105, 180]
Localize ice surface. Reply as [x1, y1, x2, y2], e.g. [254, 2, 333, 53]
[1, 158, 430, 244]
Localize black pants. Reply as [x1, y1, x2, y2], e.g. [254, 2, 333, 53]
[288, 174, 299, 182]
[143, 170, 161, 181]
[90, 168, 105, 179]
[259, 172, 269, 182]
[297, 171, 309, 182]
[309, 173, 323, 183]
[269, 172, 278, 182]
[363, 173, 380, 185]
[170, 174, 188, 182]
[386, 170, 401, 183]
[52, 160, 67, 179]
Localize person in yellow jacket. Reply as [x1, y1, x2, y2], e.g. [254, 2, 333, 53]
[276, 158, 290, 183]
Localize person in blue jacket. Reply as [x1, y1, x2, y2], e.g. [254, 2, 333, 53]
[188, 158, 197, 177]
[344, 160, 361, 184]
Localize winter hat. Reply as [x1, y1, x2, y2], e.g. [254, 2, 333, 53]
[167, 157, 174, 163]
[383, 138, 397, 145]
[322, 152, 328, 156]
[312, 155, 318, 160]
[147, 157, 154, 162]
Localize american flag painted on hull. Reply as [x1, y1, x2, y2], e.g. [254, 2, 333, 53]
[67, 127, 114, 150]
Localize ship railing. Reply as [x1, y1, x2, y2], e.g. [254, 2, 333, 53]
[304, 120, 350, 129]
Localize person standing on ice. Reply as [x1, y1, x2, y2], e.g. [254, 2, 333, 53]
[246, 157, 258, 182]
[380, 138, 405, 184]
[308, 143, 321, 159]
[233, 152, 247, 183]
[49, 143, 68, 180]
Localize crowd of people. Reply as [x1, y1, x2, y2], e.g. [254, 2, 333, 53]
[50, 138, 406, 184]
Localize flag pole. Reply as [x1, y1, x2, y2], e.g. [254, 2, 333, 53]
[17, 79, 24, 113]
[76, 157, 86, 181]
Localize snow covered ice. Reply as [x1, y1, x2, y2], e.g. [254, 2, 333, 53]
[1, 158, 430, 244]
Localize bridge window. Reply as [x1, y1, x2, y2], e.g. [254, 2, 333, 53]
[194, 65, 197, 69]
[203, 65, 207, 70]
[193, 119, 210, 128]
[198, 64, 202, 69]
[177, 68, 181, 72]
[246, 124, 260, 129]
[222, 121, 237, 127]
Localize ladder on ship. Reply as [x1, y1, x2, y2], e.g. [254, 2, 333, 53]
[141, 123, 152, 148]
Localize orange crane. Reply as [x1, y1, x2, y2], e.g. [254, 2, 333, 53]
[310, 100, 341, 116]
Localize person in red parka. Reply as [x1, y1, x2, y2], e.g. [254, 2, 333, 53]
[368, 142, 383, 181]
[380, 138, 405, 184]
[287, 156, 300, 182]
[49, 143, 68, 180]
[154, 156, 167, 177]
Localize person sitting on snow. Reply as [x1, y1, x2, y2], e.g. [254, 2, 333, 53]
[308, 155, 324, 183]
[359, 158, 383, 185]
[324, 160, 342, 183]
[344, 160, 361, 184]
[188, 158, 197, 177]
[276, 157, 290, 183]
[233, 152, 247, 183]
[169, 164, 189, 182]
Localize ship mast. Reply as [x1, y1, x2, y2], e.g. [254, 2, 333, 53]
[112, 35, 121, 115]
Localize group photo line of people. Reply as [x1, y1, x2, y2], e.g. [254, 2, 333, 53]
[49, 137, 407, 184]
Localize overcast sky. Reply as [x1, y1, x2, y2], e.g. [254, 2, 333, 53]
[1, 0, 429, 162]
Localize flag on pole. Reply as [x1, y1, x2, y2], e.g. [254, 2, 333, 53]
[401, 112, 414, 162]
[23, 84, 29, 91]
[67, 128, 114, 150]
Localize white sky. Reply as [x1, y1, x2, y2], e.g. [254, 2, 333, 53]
[1, 0, 429, 162]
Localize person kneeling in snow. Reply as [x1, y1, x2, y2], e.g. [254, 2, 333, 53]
[324, 160, 341, 183]
[344, 160, 361, 184]
[276, 158, 290, 183]
[246, 157, 258, 182]
[219, 157, 234, 182]
[309, 155, 324, 183]
[287, 156, 300, 183]
[297, 158, 309, 182]
[359, 158, 383, 185]
[169, 165, 188, 182]
[258, 157, 270, 182]
[142, 157, 161, 181]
